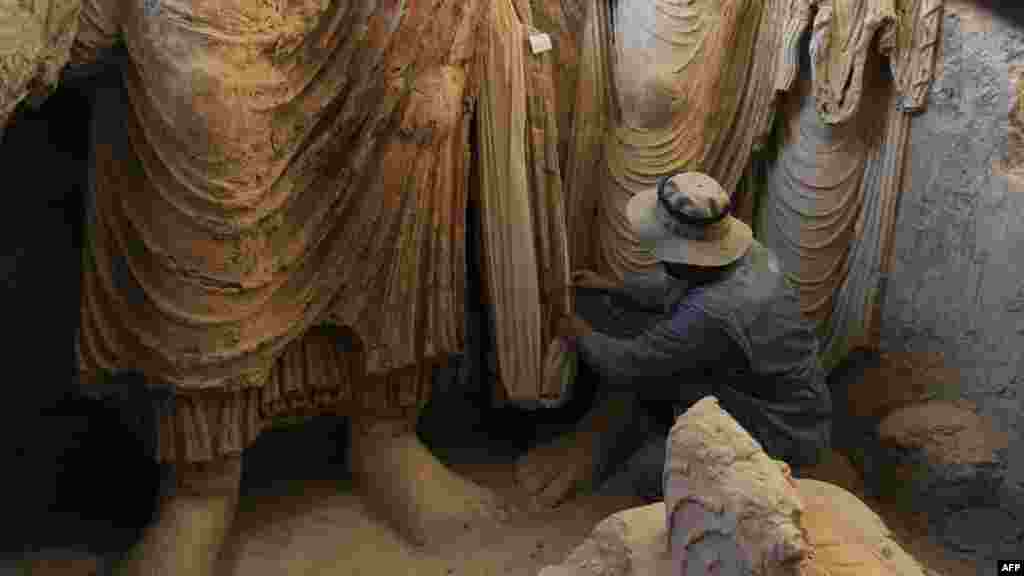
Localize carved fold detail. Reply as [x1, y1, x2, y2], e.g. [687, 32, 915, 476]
[887, 0, 943, 113]
[477, 0, 573, 405]
[760, 73, 870, 325]
[562, 0, 796, 280]
[528, 0, 586, 172]
[760, 0, 943, 370]
[776, 0, 815, 94]
[562, 0, 615, 271]
[809, 0, 897, 125]
[77, 0, 485, 461]
[152, 325, 432, 464]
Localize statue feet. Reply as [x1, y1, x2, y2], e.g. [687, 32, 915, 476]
[349, 419, 508, 549]
[118, 456, 241, 576]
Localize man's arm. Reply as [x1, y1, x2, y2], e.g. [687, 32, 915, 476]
[574, 303, 735, 392]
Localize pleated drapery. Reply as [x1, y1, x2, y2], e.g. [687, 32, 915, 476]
[76, 0, 485, 462]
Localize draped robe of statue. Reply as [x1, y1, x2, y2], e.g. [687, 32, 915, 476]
[757, 0, 943, 372]
[560, 0, 806, 282]
[0, 0, 578, 490]
[476, 0, 574, 407]
[3, 0, 945, 462]
[70, 0, 488, 464]
[52, 0, 579, 465]
[0, 0, 587, 562]
[558, 0, 943, 373]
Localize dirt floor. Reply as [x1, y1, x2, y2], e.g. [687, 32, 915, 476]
[204, 412, 642, 576]
[19, 434, 977, 576]
[221, 463, 641, 576]
[215, 444, 977, 576]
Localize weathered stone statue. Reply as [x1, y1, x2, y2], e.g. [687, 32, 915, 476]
[539, 397, 937, 576]
[5, 0, 531, 573]
[516, 0, 808, 508]
[758, 0, 944, 373]
[516, 0, 943, 506]
[5, 0, 593, 568]
[2, 0, 949, 567]
[560, 0, 798, 281]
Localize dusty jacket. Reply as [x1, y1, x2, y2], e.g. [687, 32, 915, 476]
[578, 240, 831, 466]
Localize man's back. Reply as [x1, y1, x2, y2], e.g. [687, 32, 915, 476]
[684, 240, 832, 465]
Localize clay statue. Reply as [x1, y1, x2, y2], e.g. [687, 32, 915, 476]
[2, 0, 585, 568]
[56, 0, 598, 569]
[476, 0, 575, 407]
[516, 0, 943, 507]
[65, 0, 510, 572]
[517, 0, 809, 508]
[561, 0, 800, 281]
[1, 0, 950, 568]
[758, 0, 944, 373]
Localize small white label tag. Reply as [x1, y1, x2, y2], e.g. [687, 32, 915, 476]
[529, 33, 553, 55]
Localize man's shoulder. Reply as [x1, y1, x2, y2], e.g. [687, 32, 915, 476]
[684, 244, 788, 319]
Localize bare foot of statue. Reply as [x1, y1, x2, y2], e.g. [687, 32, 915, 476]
[516, 390, 650, 508]
[348, 418, 508, 549]
[119, 456, 241, 576]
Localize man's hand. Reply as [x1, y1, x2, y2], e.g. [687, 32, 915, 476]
[570, 270, 620, 292]
[557, 314, 593, 338]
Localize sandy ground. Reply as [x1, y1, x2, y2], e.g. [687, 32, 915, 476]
[17, 429, 978, 576]
[11, 413, 642, 576]
[199, 439, 979, 576]
[209, 419, 980, 576]
[205, 414, 644, 576]
[9, 354, 984, 576]
[218, 446, 978, 576]
[219, 463, 641, 576]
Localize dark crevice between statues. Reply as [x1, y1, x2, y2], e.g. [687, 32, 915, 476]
[0, 45, 163, 573]
[417, 103, 615, 470]
[418, 103, 601, 465]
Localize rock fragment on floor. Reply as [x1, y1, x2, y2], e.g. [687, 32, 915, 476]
[541, 482, 937, 576]
[664, 397, 809, 575]
[878, 400, 1009, 468]
[540, 396, 936, 576]
[877, 400, 1010, 510]
[875, 399, 1017, 564]
[846, 352, 959, 420]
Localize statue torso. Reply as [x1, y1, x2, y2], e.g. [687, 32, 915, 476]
[121, 0, 333, 198]
[611, 0, 710, 131]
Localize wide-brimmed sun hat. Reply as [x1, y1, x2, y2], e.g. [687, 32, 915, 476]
[626, 171, 753, 267]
